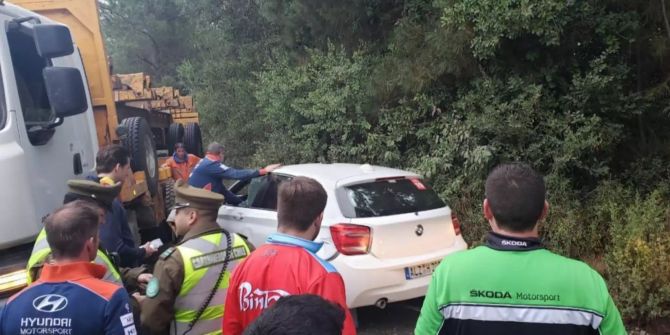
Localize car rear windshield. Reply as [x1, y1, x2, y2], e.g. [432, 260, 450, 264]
[338, 178, 446, 218]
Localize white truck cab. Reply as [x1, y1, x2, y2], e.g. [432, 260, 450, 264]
[0, 2, 97, 303]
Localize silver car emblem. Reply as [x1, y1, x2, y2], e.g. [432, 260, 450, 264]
[33, 294, 68, 313]
[415, 224, 424, 236]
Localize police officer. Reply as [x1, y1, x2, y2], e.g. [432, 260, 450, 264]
[141, 181, 253, 335]
[27, 180, 132, 284]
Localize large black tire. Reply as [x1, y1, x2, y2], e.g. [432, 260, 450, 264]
[136, 204, 157, 231]
[162, 179, 175, 213]
[167, 123, 184, 155]
[126, 209, 142, 246]
[183, 122, 203, 157]
[120, 117, 159, 196]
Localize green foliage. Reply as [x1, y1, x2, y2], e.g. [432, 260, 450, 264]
[103, 0, 670, 324]
[602, 186, 670, 321]
[439, 0, 570, 59]
[255, 47, 372, 164]
[177, 0, 279, 166]
[100, 0, 202, 85]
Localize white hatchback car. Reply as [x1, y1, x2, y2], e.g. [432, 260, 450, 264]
[217, 163, 467, 308]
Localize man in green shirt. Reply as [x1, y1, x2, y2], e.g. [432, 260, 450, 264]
[415, 163, 626, 335]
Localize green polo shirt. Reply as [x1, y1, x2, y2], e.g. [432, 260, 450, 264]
[415, 232, 626, 335]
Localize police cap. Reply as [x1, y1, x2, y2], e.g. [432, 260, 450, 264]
[66, 179, 121, 208]
[174, 180, 224, 211]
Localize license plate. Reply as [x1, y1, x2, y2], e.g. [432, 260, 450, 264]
[404, 260, 441, 280]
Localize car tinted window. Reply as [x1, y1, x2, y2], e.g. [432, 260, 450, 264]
[339, 178, 445, 218]
[245, 174, 291, 210]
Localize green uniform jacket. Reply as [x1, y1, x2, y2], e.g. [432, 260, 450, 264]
[140, 220, 252, 335]
[415, 232, 626, 335]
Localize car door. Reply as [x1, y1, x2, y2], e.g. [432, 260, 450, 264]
[218, 174, 291, 247]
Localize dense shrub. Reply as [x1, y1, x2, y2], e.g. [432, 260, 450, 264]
[105, 0, 670, 325]
[603, 188, 670, 321]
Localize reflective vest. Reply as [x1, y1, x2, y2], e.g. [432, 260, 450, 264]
[26, 228, 123, 285]
[172, 231, 250, 335]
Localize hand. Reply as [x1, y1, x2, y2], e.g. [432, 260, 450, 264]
[132, 292, 146, 304]
[137, 273, 153, 290]
[263, 163, 282, 173]
[141, 242, 157, 257]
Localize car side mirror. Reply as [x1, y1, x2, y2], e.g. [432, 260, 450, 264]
[32, 24, 74, 59]
[43, 67, 88, 118]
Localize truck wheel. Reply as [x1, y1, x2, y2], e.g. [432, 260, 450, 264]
[163, 179, 175, 213]
[126, 209, 142, 246]
[120, 117, 159, 196]
[136, 204, 157, 230]
[167, 123, 184, 155]
[184, 122, 203, 157]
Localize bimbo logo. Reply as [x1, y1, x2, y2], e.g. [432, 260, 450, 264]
[238, 282, 289, 311]
[32, 294, 68, 313]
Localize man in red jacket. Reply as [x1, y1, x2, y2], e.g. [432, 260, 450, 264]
[223, 177, 356, 335]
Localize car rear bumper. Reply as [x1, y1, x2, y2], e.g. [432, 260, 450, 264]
[333, 235, 468, 308]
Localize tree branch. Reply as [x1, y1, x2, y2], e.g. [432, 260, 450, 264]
[661, 0, 670, 41]
[138, 55, 159, 71]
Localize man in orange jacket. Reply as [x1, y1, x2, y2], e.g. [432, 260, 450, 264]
[164, 142, 201, 183]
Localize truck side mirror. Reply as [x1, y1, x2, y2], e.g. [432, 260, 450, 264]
[43, 67, 88, 118]
[32, 24, 74, 59]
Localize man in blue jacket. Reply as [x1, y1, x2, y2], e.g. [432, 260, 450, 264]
[91, 145, 156, 267]
[0, 200, 136, 335]
[189, 142, 281, 205]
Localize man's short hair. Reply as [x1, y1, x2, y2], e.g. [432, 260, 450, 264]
[277, 177, 327, 231]
[206, 142, 224, 155]
[485, 163, 546, 232]
[45, 200, 101, 259]
[243, 295, 345, 335]
[174, 142, 185, 151]
[96, 145, 130, 173]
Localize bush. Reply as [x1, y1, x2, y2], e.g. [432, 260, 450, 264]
[603, 188, 670, 322]
[536, 181, 670, 322]
[608, 236, 670, 322]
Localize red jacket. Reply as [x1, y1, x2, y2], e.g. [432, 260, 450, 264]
[223, 233, 356, 335]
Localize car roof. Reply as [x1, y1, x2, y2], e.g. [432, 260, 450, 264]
[274, 163, 420, 187]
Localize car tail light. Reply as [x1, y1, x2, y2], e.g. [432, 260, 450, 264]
[330, 224, 371, 255]
[451, 212, 462, 235]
